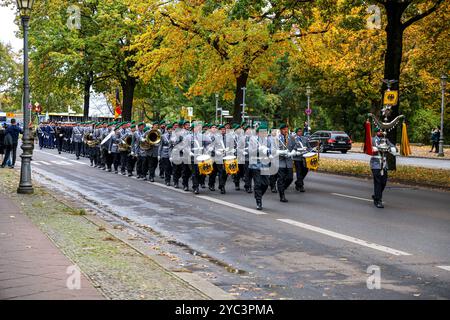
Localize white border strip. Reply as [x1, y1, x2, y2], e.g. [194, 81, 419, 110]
[278, 218, 411, 256]
[196, 195, 267, 215]
[437, 266, 450, 271]
[332, 193, 372, 202]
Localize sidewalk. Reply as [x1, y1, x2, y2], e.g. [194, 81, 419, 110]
[0, 194, 104, 300]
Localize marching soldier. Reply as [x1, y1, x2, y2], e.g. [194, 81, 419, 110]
[268, 127, 279, 193]
[127, 121, 138, 176]
[71, 122, 83, 160]
[159, 123, 173, 186]
[276, 124, 295, 202]
[292, 128, 311, 192]
[134, 122, 147, 179]
[148, 121, 160, 182]
[370, 127, 397, 208]
[248, 124, 271, 210]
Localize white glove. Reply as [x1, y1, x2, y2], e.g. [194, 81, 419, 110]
[158, 156, 161, 161]
[372, 147, 378, 152]
[216, 150, 223, 157]
[390, 147, 398, 155]
[276, 150, 288, 156]
[258, 146, 268, 154]
[108, 151, 111, 154]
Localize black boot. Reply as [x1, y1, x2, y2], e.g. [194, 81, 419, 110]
[220, 186, 226, 194]
[235, 184, 240, 191]
[271, 186, 277, 193]
[256, 199, 263, 210]
[174, 182, 179, 189]
[193, 188, 199, 194]
[280, 192, 288, 203]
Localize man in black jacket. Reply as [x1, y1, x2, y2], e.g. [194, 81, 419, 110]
[1, 119, 23, 168]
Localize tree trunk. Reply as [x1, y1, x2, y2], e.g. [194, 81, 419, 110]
[121, 76, 137, 121]
[233, 69, 249, 123]
[382, 2, 407, 144]
[83, 71, 93, 121]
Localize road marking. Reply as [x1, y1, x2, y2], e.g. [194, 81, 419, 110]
[152, 182, 191, 194]
[152, 181, 266, 215]
[196, 195, 267, 215]
[277, 218, 411, 256]
[33, 161, 42, 166]
[39, 161, 52, 165]
[70, 160, 88, 165]
[36, 150, 68, 160]
[51, 160, 73, 166]
[437, 266, 450, 271]
[331, 193, 372, 202]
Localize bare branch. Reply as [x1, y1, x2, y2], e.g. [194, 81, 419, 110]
[402, 0, 444, 30]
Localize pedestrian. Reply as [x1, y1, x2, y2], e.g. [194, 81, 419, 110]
[430, 128, 440, 153]
[0, 123, 6, 163]
[1, 119, 24, 169]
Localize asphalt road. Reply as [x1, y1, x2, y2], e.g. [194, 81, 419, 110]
[321, 151, 450, 170]
[12, 146, 450, 299]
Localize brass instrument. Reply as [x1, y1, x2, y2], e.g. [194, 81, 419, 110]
[85, 133, 99, 147]
[118, 133, 133, 152]
[139, 129, 161, 150]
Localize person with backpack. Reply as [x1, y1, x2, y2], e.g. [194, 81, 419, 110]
[1, 119, 23, 169]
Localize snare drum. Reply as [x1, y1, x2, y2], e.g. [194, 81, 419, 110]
[197, 154, 213, 175]
[223, 155, 239, 175]
[303, 152, 319, 171]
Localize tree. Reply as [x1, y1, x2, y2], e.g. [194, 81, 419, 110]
[375, 0, 445, 142]
[132, 0, 337, 122]
[0, 42, 21, 111]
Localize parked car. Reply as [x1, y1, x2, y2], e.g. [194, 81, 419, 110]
[308, 131, 352, 153]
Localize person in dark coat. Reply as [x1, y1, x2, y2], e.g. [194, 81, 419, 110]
[0, 123, 6, 162]
[1, 119, 23, 168]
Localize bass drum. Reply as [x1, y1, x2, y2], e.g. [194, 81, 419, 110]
[223, 155, 239, 175]
[197, 154, 213, 176]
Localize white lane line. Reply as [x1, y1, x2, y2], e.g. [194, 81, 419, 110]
[331, 193, 372, 202]
[32, 161, 42, 166]
[437, 266, 450, 271]
[278, 218, 411, 256]
[35, 150, 68, 160]
[51, 160, 73, 166]
[152, 181, 266, 215]
[152, 182, 190, 194]
[70, 160, 88, 165]
[196, 195, 267, 215]
[39, 161, 52, 165]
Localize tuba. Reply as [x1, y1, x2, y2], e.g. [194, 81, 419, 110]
[85, 133, 99, 147]
[140, 129, 161, 150]
[118, 133, 133, 152]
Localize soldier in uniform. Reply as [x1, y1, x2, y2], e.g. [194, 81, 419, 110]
[276, 124, 295, 202]
[370, 127, 397, 208]
[127, 121, 138, 176]
[170, 120, 185, 189]
[37, 123, 45, 150]
[109, 125, 122, 173]
[147, 121, 160, 182]
[292, 127, 311, 192]
[268, 127, 279, 193]
[159, 123, 173, 185]
[71, 122, 83, 160]
[55, 122, 64, 154]
[134, 122, 146, 179]
[248, 124, 271, 210]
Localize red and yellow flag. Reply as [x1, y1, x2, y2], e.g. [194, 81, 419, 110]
[114, 88, 122, 119]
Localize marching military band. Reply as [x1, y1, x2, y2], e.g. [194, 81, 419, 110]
[34, 119, 319, 210]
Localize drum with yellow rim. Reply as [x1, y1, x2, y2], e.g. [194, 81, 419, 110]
[197, 155, 213, 176]
[223, 155, 239, 175]
[303, 152, 319, 171]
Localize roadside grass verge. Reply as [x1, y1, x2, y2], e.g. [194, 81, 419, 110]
[318, 158, 450, 190]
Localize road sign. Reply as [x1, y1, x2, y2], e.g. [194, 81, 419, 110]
[305, 108, 312, 115]
[6, 112, 15, 118]
[221, 110, 229, 116]
[187, 107, 193, 117]
[383, 90, 398, 105]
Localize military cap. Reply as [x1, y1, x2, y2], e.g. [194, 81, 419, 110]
[159, 120, 166, 125]
[218, 124, 225, 129]
[256, 123, 268, 132]
[279, 123, 288, 130]
[138, 122, 146, 127]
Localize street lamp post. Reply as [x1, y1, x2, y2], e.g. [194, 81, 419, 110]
[16, 0, 35, 194]
[438, 74, 447, 157]
[306, 85, 311, 134]
[215, 93, 219, 124]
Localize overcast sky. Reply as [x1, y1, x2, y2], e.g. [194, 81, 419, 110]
[0, 4, 21, 53]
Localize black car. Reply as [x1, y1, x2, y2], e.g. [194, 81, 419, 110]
[308, 131, 352, 153]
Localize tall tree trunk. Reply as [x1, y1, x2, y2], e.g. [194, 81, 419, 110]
[121, 76, 137, 121]
[233, 69, 249, 123]
[83, 71, 93, 121]
[382, 2, 407, 144]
